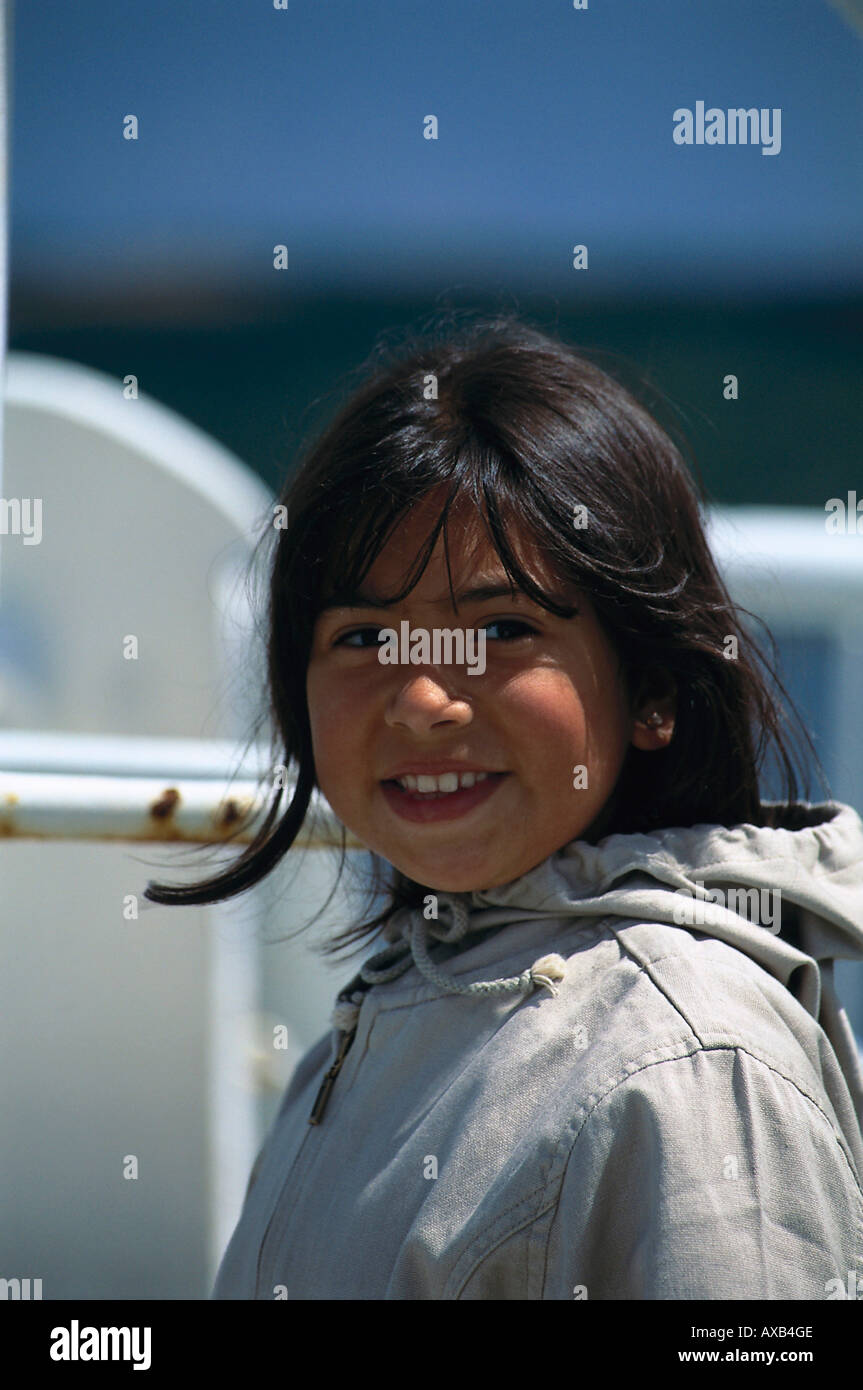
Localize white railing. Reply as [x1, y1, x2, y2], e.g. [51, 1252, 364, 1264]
[0, 730, 361, 847]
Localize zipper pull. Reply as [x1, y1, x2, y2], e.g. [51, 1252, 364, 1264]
[308, 1028, 356, 1125]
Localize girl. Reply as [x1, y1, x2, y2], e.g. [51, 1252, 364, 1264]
[146, 313, 863, 1300]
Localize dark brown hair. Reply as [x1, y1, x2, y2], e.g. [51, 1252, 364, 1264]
[143, 311, 826, 958]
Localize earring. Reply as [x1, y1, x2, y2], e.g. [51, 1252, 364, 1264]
[644, 712, 663, 727]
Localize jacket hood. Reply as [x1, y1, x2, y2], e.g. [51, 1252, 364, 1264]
[330, 801, 863, 1107]
[458, 798, 863, 985]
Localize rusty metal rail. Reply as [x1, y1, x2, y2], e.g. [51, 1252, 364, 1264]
[0, 731, 363, 847]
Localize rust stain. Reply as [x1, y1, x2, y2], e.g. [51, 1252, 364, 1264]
[149, 787, 181, 820]
[216, 798, 242, 828]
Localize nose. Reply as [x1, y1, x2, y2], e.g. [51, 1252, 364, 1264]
[384, 671, 474, 735]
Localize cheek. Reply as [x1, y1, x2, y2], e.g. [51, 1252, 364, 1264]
[502, 663, 630, 776]
[501, 669, 589, 747]
[305, 668, 356, 771]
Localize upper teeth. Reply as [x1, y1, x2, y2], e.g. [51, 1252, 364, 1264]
[397, 771, 489, 793]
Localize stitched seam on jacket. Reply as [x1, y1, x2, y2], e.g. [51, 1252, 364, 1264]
[446, 1033, 716, 1297]
[611, 921, 727, 1051]
[536, 1045, 863, 1298]
[610, 919, 862, 1181]
[447, 1039, 863, 1299]
[447, 1177, 555, 1298]
[610, 921, 837, 1102]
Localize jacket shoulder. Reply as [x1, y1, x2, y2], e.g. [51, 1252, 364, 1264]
[540, 1042, 863, 1298]
[594, 917, 842, 1106]
[545, 916, 863, 1193]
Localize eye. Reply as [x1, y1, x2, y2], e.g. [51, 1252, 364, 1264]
[482, 619, 538, 641]
[333, 626, 387, 648]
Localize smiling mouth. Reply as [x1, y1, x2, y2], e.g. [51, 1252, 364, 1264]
[379, 771, 509, 822]
[386, 770, 494, 795]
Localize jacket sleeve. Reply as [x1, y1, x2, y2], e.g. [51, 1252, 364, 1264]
[542, 1045, 863, 1299]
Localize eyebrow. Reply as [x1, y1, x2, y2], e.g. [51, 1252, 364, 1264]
[319, 582, 573, 612]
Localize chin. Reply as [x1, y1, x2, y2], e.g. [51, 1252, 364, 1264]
[401, 866, 492, 893]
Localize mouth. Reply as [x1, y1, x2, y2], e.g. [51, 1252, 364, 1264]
[379, 770, 509, 823]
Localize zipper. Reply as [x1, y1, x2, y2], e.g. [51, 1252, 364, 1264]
[254, 1020, 359, 1291]
[254, 988, 372, 1292]
[307, 1026, 357, 1124]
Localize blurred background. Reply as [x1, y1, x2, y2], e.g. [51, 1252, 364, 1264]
[1, 0, 862, 1298]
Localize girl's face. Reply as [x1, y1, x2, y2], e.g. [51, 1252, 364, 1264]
[306, 497, 662, 892]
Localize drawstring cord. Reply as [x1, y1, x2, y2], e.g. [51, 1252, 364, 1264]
[309, 894, 566, 1124]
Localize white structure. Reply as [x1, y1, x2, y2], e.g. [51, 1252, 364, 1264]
[707, 506, 863, 804]
[0, 353, 364, 1297]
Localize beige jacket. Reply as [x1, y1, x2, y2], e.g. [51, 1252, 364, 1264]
[212, 801, 863, 1299]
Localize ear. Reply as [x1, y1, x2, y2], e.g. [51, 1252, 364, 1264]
[629, 669, 677, 752]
